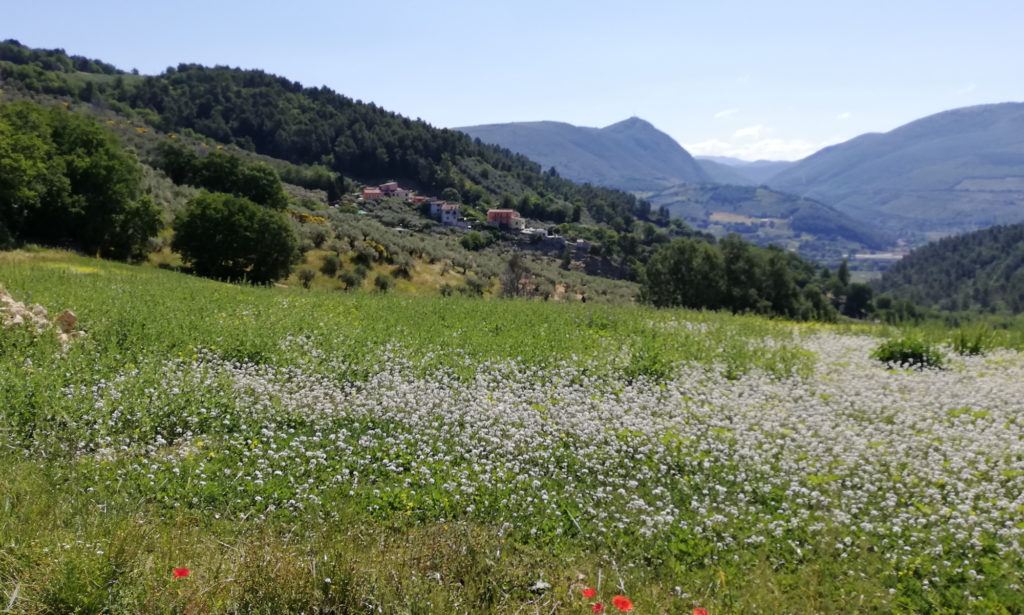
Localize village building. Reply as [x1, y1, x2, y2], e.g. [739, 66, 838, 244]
[379, 181, 409, 199]
[440, 203, 460, 225]
[430, 200, 461, 225]
[520, 227, 549, 240]
[361, 187, 383, 201]
[487, 209, 526, 230]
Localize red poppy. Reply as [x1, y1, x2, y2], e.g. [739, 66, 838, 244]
[582, 587, 596, 598]
[693, 609, 709, 615]
[592, 603, 605, 614]
[612, 595, 633, 611]
[172, 568, 190, 578]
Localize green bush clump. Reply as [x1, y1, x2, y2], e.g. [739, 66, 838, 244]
[297, 268, 316, 289]
[374, 273, 395, 292]
[872, 336, 944, 369]
[950, 324, 995, 356]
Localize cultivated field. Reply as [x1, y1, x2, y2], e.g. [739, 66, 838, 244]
[2, 251, 1023, 614]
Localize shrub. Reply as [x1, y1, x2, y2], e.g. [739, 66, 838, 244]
[338, 269, 363, 290]
[297, 268, 316, 289]
[320, 253, 340, 277]
[950, 324, 995, 356]
[304, 224, 329, 249]
[352, 241, 378, 266]
[459, 274, 487, 297]
[624, 342, 674, 382]
[374, 273, 395, 292]
[872, 336, 943, 369]
[391, 252, 414, 279]
[460, 231, 488, 251]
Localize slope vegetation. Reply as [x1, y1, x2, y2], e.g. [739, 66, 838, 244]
[875, 224, 1024, 313]
[646, 183, 889, 261]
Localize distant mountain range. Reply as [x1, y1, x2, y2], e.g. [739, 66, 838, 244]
[695, 156, 796, 185]
[459, 117, 886, 258]
[458, 117, 712, 191]
[464, 103, 1024, 249]
[768, 103, 1024, 239]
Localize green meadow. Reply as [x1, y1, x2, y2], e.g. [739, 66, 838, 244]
[2, 250, 1024, 614]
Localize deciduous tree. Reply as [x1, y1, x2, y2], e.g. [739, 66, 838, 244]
[172, 191, 297, 283]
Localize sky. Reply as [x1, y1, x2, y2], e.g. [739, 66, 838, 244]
[5, 0, 1023, 160]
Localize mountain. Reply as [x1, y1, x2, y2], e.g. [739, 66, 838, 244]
[768, 103, 1024, 239]
[874, 224, 1024, 313]
[458, 117, 713, 191]
[645, 183, 889, 262]
[696, 156, 796, 184]
[695, 159, 757, 186]
[460, 116, 894, 258]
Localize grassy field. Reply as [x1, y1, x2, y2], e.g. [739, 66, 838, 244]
[2, 250, 1024, 614]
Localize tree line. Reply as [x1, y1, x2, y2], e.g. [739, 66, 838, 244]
[0, 102, 161, 260]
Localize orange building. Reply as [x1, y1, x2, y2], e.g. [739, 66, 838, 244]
[487, 209, 525, 229]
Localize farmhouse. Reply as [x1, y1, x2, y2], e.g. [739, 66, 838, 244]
[362, 182, 412, 201]
[429, 200, 461, 225]
[379, 181, 409, 199]
[487, 209, 525, 230]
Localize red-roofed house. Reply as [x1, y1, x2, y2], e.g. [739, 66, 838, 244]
[379, 182, 409, 198]
[362, 187, 383, 201]
[487, 209, 525, 230]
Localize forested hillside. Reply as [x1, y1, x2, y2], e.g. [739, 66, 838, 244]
[645, 183, 889, 262]
[1, 39, 894, 322]
[1, 41, 653, 227]
[875, 224, 1024, 313]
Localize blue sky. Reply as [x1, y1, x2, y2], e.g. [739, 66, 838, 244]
[6, 0, 1023, 160]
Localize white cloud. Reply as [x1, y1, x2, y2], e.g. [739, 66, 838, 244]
[837, 112, 852, 120]
[732, 124, 766, 140]
[685, 135, 844, 162]
[713, 108, 739, 119]
[957, 83, 977, 94]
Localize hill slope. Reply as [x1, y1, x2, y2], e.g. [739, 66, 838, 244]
[695, 159, 757, 186]
[769, 103, 1024, 239]
[696, 156, 795, 184]
[874, 224, 1024, 313]
[459, 117, 713, 191]
[646, 183, 889, 261]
